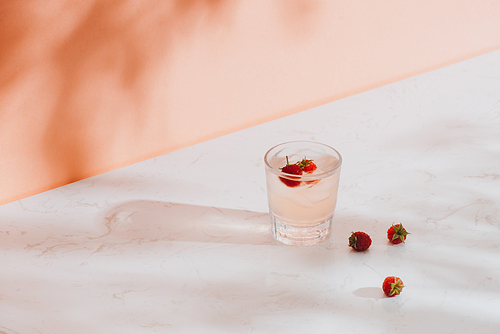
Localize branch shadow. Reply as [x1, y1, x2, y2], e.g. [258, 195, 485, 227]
[0, 0, 238, 194]
[0, 0, 322, 205]
[0, 2, 30, 93]
[42, 0, 237, 184]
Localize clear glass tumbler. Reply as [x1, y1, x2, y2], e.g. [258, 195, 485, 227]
[264, 141, 342, 246]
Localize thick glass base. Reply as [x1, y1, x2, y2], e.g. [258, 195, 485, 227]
[271, 213, 333, 246]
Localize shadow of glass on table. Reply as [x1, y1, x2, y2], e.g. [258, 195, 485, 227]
[96, 200, 274, 246]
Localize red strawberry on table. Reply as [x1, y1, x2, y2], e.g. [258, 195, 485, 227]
[387, 223, 410, 244]
[382, 276, 404, 297]
[280, 156, 303, 187]
[348, 231, 372, 251]
[297, 158, 317, 173]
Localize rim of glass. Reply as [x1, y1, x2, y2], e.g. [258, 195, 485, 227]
[264, 140, 342, 179]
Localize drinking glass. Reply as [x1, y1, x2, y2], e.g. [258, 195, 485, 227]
[264, 141, 342, 246]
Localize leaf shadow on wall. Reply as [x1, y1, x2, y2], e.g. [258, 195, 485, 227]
[0, 0, 236, 190]
[0, 0, 321, 200]
[44, 0, 236, 185]
[0, 2, 30, 93]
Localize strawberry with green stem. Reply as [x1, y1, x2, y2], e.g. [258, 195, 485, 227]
[279, 156, 303, 187]
[297, 158, 317, 173]
[348, 231, 372, 251]
[387, 223, 410, 244]
[382, 276, 405, 297]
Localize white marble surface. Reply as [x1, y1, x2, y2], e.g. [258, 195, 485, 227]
[2, 50, 500, 333]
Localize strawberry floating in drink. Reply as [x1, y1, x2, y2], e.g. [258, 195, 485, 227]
[297, 158, 317, 173]
[279, 156, 303, 187]
[279, 157, 320, 188]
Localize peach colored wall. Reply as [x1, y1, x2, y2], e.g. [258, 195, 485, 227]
[1, 0, 500, 205]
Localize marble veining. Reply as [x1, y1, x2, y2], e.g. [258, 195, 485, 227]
[1, 50, 500, 333]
